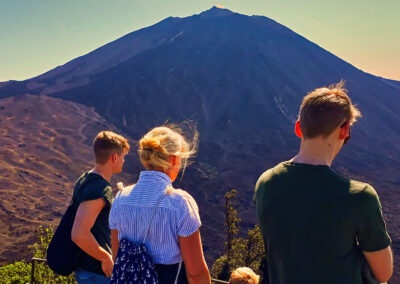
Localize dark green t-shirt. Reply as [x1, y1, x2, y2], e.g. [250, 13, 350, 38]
[254, 161, 391, 284]
[72, 171, 113, 276]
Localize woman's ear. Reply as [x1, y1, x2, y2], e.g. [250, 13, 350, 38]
[295, 120, 303, 138]
[169, 155, 178, 167]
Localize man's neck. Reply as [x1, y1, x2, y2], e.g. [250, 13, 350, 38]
[292, 139, 337, 166]
[92, 164, 112, 182]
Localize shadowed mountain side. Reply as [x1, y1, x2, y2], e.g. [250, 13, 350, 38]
[0, 16, 191, 98]
[0, 94, 138, 264]
[47, 8, 400, 168]
[383, 78, 400, 90]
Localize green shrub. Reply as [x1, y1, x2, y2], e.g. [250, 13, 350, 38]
[0, 226, 76, 283]
[211, 190, 265, 281]
[0, 261, 31, 284]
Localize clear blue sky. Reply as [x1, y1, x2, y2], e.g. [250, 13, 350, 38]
[0, 0, 399, 81]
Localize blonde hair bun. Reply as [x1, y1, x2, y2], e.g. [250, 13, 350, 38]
[140, 138, 164, 152]
[138, 124, 198, 171]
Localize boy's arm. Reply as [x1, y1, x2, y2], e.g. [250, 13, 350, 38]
[71, 198, 113, 277]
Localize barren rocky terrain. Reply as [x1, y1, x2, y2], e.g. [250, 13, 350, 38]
[0, 94, 135, 263]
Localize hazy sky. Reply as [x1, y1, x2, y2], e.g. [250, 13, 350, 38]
[0, 0, 399, 81]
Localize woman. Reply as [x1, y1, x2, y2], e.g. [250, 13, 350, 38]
[109, 125, 210, 284]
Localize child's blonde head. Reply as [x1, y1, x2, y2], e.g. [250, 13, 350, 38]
[229, 267, 260, 284]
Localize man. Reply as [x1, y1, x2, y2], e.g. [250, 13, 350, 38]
[71, 131, 130, 283]
[254, 82, 393, 284]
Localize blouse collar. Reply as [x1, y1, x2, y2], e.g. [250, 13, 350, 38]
[138, 170, 172, 189]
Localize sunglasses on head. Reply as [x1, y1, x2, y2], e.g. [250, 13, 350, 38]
[340, 121, 351, 145]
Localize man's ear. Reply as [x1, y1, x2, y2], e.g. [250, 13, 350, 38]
[111, 153, 118, 163]
[295, 120, 303, 138]
[339, 122, 349, 140]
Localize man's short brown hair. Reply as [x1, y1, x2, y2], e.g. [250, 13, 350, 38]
[299, 81, 361, 139]
[93, 131, 130, 164]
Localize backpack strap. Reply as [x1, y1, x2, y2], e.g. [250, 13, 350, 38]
[174, 262, 182, 284]
[142, 193, 166, 243]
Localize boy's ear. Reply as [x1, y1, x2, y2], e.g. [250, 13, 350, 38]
[295, 120, 303, 138]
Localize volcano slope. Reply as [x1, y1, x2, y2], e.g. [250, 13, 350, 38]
[0, 94, 137, 263]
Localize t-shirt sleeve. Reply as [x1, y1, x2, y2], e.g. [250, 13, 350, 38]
[82, 182, 113, 208]
[176, 192, 201, 237]
[356, 185, 391, 252]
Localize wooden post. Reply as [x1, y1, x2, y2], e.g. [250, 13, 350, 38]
[31, 259, 35, 284]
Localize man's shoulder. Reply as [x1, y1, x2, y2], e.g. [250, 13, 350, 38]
[348, 180, 378, 199]
[256, 161, 288, 185]
[254, 162, 288, 204]
[335, 177, 380, 206]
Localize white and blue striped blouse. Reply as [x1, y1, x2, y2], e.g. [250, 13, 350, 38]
[109, 171, 201, 264]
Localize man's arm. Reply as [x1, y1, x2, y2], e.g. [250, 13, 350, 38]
[357, 185, 393, 283]
[179, 230, 210, 284]
[111, 229, 119, 262]
[363, 246, 393, 283]
[71, 198, 113, 277]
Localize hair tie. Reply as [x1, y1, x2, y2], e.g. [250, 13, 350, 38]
[143, 148, 153, 152]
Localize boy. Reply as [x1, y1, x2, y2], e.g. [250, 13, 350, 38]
[71, 131, 129, 283]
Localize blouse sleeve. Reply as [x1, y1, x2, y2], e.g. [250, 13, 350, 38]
[176, 190, 201, 237]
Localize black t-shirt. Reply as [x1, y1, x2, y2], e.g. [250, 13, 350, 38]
[254, 161, 391, 284]
[72, 171, 113, 275]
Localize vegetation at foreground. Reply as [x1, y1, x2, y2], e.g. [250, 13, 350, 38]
[211, 189, 266, 282]
[0, 226, 76, 284]
[0, 189, 264, 283]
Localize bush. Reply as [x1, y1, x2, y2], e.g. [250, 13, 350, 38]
[0, 261, 31, 284]
[211, 190, 265, 282]
[0, 226, 76, 283]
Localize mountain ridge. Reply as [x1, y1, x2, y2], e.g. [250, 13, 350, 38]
[1, 6, 399, 94]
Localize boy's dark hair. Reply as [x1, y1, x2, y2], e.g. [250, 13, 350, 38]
[93, 131, 130, 164]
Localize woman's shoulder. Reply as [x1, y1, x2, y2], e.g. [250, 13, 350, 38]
[113, 183, 136, 201]
[166, 186, 199, 211]
[122, 184, 136, 194]
[166, 186, 195, 201]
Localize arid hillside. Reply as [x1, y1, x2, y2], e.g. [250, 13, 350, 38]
[0, 94, 226, 266]
[0, 94, 134, 263]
